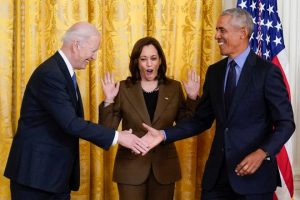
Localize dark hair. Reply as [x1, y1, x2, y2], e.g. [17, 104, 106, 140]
[127, 37, 167, 83]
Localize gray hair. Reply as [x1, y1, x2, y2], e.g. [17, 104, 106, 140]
[222, 8, 254, 38]
[62, 22, 100, 44]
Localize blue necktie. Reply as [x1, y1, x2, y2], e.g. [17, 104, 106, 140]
[72, 73, 77, 91]
[224, 60, 237, 114]
[72, 73, 78, 99]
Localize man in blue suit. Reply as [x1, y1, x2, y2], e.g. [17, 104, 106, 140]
[142, 8, 295, 200]
[4, 22, 148, 200]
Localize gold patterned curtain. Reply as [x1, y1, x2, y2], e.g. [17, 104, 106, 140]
[0, 0, 221, 199]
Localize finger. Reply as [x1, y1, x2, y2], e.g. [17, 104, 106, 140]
[107, 72, 112, 83]
[235, 161, 247, 173]
[101, 79, 105, 87]
[134, 137, 149, 150]
[187, 69, 192, 81]
[131, 146, 141, 154]
[105, 72, 111, 83]
[191, 69, 196, 82]
[135, 144, 149, 155]
[111, 73, 115, 84]
[133, 138, 149, 153]
[142, 123, 154, 131]
[240, 164, 249, 176]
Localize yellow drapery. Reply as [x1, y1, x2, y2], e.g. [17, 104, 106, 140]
[0, 0, 221, 199]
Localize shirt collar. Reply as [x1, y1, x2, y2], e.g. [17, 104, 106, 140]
[58, 49, 74, 77]
[227, 46, 251, 69]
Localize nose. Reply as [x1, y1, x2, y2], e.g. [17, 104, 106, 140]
[214, 31, 220, 40]
[91, 52, 97, 60]
[146, 58, 152, 67]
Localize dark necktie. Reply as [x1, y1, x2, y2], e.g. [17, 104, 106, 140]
[224, 60, 237, 114]
[72, 73, 78, 99]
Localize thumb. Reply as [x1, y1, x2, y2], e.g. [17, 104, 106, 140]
[128, 128, 132, 134]
[142, 123, 153, 131]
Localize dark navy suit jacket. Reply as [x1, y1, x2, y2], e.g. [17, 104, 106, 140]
[4, 52, 115, 193]
[165, 50, 295, 194]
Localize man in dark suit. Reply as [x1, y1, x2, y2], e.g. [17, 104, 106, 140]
[4, 22, 149, 200]
[142, 8, 295, 200]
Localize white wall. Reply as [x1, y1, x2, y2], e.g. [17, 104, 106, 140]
[223, 0, 300, 190]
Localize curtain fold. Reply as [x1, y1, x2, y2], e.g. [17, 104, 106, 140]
[0, 0, 221, 199]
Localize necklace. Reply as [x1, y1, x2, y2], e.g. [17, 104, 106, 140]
[142, 86, 159, 93]
[141, 81, 159, 93]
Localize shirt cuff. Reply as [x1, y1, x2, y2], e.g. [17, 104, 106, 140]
[112, 131, 119, 146]
[161, 130, 167, 141]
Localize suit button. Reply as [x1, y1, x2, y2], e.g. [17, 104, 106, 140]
[225, 128, 229, 133]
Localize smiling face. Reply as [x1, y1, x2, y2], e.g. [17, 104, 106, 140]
[72, 35, 100, 70]
[215, 15, 249, 58]
[138, 44, 161, 81]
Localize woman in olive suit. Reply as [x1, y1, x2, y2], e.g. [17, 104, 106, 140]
[99, 37, 200, 200]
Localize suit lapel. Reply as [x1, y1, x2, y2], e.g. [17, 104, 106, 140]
[76, 89, 84, 117]
[227, 51, 256, 121]
[214, 59, 228, 123]
[152, 83, 174, 125]
[123, 82, 151, 125]
[53, 52, 80, 110]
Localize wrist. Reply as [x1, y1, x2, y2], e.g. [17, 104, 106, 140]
[259, 148, 270, 160]
[160, 130, 166, 141]
[104, 99, 114, 103]
[187, 94, 198, 100]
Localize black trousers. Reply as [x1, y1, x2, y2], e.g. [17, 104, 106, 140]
[10, 181, 70, 200]
[201, 161, 273, 200]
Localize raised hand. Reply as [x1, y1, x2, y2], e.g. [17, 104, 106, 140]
[118, 129, 150, 155]
[101, 72, 120, 103]
[183, 69, 200, 100]
[141, 123, 165, 155]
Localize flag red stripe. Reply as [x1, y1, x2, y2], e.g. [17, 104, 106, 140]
[272, 55, 294, 198]
[273, 193, 278, 200]
[276, 146, 294, 197]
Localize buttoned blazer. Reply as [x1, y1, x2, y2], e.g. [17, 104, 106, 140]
[164, 50, 295, 194]
[4, 52, 115, 193]
[99, 79, 199, 185]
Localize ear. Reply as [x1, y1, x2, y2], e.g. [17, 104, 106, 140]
[76, 41, 80, 49]
[240, 27, 248, 39]
[71, 40, 79, 52]
[73, 40, 80, 50]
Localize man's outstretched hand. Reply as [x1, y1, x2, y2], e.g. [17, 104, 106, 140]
[141, 123, 165, 155]
[118, 129, 150, 155]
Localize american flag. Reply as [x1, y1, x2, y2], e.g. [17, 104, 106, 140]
[237, 0, 294, 199]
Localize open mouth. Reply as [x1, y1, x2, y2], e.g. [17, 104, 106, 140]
[217, 41, 224, 46]
[146, 69, 154, 75]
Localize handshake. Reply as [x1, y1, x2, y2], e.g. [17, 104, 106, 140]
[117, 123, 165, 155]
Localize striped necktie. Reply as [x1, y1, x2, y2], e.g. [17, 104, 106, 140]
[224, 60, 237, 114]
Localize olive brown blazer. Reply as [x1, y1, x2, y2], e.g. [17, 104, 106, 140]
[99, 79, 199, 185]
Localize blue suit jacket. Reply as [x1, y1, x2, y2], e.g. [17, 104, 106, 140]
[165, 50, 295, 194]
[4, 52, 115, 193]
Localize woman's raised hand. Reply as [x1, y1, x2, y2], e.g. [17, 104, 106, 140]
[183, 69, 200, 100]
[101, 72, 120, 104]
